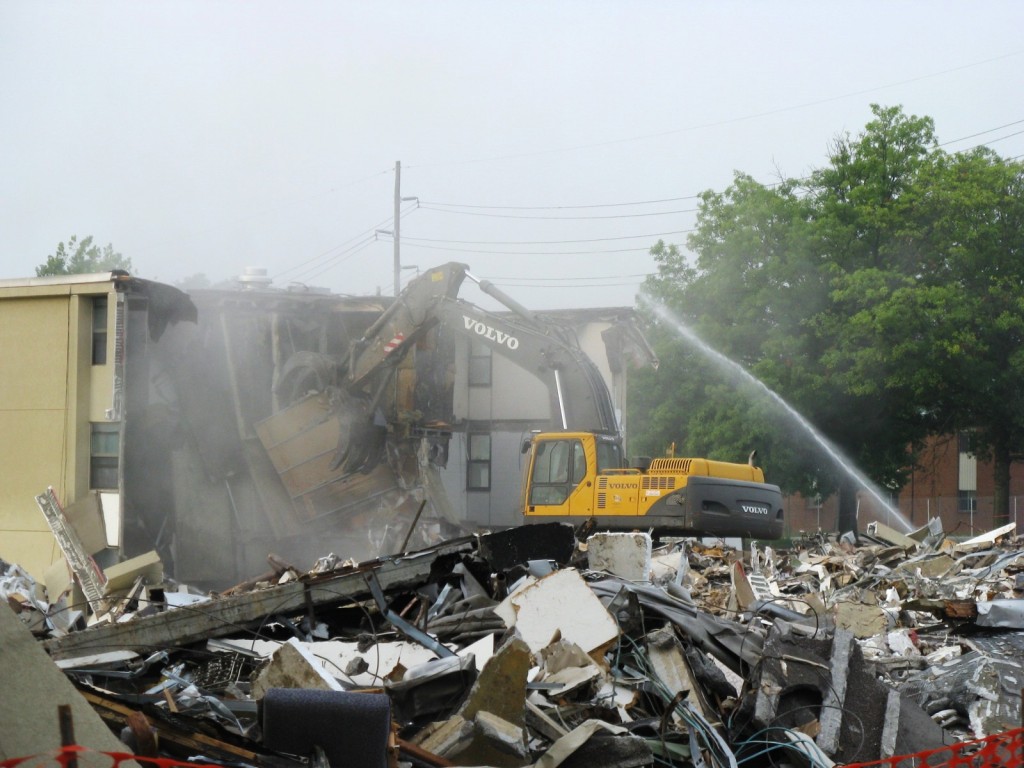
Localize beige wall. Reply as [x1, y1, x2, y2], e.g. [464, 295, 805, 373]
[0, 284, 115, 578]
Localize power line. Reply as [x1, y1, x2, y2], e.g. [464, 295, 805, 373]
[418, 203, 698, 220]
[406, 50, 1024, 169]
[401, 229, 694, 246]
[485, 272, 651, 282]
[937, 118, 1024, 147]
[976, 127, 1024, 146]
[274, 202, 419, 281]
[491, 278, 648, 289]
[418, 194, 701, 210]
[402, 241, 659, 256]
[285, 234, 377, 284]
[406, 118, 1022, 219]
[283, 116, 1023, 291]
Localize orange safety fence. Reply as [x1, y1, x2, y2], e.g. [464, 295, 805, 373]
[4, 730, 1023, 768]
[843, 727, 1024, 768]
[0, 746, 223, 768]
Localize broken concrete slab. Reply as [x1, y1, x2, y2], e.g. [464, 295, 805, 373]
[833, 599, 890, 638]
[733, 623, 946, 763]
[457, 636, 532, 726]
[44, 536, 476, 659]
[251, 637, 345, 698]
[585, 531, 652, 581]
[22, 517, 1024, 768]
[0, 602, 139, 764]
[447, 637, 533, 766]
[507, 568, 619, 655]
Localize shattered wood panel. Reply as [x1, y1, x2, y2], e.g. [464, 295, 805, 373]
[44, 538, 475, 660]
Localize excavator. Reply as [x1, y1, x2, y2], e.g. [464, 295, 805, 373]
[258, 263, 784, 541]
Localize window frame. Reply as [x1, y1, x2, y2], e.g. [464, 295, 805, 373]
[92, 296, 108, 365]
[90, 422, 120, 490]
[466, 432, 492, 491]
[467, 339, 492, 387]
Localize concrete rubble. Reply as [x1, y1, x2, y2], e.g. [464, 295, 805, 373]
[2, 517, 1024, 768]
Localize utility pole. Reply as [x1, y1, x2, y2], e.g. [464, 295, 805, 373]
[393, 160, 401, 297]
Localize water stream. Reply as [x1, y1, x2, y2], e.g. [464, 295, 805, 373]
[645, 299, 914, 533]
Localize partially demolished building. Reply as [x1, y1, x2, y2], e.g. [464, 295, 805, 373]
[7, 271, 1023, 767]
[0, 271, 655, 590]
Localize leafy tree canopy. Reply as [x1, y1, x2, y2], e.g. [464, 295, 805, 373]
[36, 235, 133, 277]
[634, 104, 1024, 527]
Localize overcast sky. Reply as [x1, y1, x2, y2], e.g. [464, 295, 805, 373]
[2, 2, 1022, 310]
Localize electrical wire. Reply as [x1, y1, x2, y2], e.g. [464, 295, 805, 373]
[285, 119, 1020, 294]
[280, 202, 420, 284]
[484, 272, 652, 282]
[935, 118, 1024, 148]
[406, 49, 1024, 170]
[401, 228, 694, 245]
[401, 240, 659, 256]
[417, 203, 699, 220]
[418, 194, 702, 210]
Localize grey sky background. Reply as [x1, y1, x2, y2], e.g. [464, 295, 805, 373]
[2, 2, 1022, 311]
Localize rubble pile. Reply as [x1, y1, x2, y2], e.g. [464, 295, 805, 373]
[3, 518, 1024, 768]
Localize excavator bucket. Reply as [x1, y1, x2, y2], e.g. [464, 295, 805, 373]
[329, 389, 387, 474]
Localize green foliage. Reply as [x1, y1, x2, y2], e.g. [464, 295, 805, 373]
[632, 104, 1024, 523]
[36, 235, 133, 276]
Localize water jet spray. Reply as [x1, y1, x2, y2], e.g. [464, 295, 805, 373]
[641, 296, 913, 533]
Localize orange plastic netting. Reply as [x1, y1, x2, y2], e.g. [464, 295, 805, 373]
[5, 729, 1023, 768]
[843, 727, 1024, 768]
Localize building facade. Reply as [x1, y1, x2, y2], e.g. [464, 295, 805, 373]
[0, 273, 196, 579]
[778, 434, 1024, 539]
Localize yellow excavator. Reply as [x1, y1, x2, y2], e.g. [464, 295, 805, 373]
[522, 433, 783, 538]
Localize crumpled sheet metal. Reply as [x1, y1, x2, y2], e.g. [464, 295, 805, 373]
[976, 598, 1024, 629]
[587, 576, 764, 674]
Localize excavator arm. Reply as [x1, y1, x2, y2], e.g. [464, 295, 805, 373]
[273, 263, 621, 477]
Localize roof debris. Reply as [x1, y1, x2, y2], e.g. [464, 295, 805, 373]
[3, 517, 1024, 767]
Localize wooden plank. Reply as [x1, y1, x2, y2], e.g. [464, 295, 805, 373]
[79, 689, 276, 765]
[46, 538, 474, 659]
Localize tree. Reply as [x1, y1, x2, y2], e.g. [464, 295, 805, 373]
[36, 235, 133, 276]
[635, 105, 1024, 532]
[828, 147, 1024, 525]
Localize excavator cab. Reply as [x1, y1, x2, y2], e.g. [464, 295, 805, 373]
[523, 432, 623, 517]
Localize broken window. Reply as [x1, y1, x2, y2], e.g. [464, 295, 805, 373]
[467, 339, 491, 387]
[90, 422, 120, 489]
[467, 433, 491, 490]
[92, 296, 108, 365]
